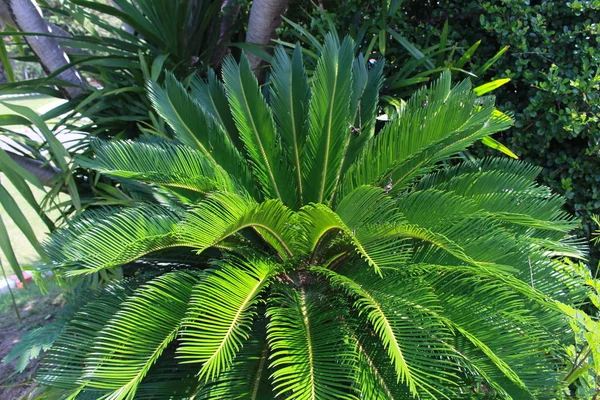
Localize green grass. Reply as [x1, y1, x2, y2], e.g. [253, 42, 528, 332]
[0, 94, 60, 115]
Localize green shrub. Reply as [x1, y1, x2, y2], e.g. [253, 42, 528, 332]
[15, 35, 590, 399]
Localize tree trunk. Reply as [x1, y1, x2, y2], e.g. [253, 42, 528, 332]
[6, 151, 61, 188]
[0, 0, 84, 99]
[211, 0, 242, 68]
[245, 0, 288, 79]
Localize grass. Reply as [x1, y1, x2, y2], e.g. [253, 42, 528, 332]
[0, 94, 61, 116]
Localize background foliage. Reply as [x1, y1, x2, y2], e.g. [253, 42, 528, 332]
[293, 0, 600, 264]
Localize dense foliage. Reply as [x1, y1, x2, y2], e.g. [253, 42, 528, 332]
[18, 34, 590, 399]
[300, 0, 600, 263]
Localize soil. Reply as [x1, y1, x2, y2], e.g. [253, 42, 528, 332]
[0, 289, 62, 400]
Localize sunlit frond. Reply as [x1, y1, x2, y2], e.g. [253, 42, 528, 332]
[267, 284, 357, 400]
[177, 256, 276, 381]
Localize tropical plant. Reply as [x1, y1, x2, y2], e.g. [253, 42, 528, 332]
[16, 34, 589, 399]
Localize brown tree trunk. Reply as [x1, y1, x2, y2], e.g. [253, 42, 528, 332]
[245, 0, 288, 79]
[0, 0, 84, 99]
[211, 0, 243, 68]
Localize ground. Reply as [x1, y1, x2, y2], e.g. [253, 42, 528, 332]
[0, 283, 62, 399]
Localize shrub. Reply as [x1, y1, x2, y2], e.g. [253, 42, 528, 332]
[22, 35, 589, 399]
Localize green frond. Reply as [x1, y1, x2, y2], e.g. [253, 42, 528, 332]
[270, 45, 310, 207]
[178, 192, 301, 259]
[351, 326, 415, 400]
[313, 266, 458, 398]
[80, 139, 239, 197]
[44, 204, 183, 276]
[196, 316, 272, 399]
[221, 55, 297, 206]
[37, 282, 134, 392]
[147, 73, 255, 196]
[422, 266, 568, 397]
[133, 348, 200, 400]
[300, 202, 409, 276]
[340, 72, 513, 199]
[343, 57, 384, 171]
[267, 284, 357, 400]
[190, 69, 242, 150]
[79, 270, 202, 400]
[302, 33, 355, 205]
[177, 256, 276, 381]
[43, 208, 121, 265]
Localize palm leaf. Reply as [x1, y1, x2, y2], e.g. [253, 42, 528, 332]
[340, 72, 513, 199]
[189, 70, 242, 150]
[267, 284, 357, 400]
[37, 282, 134, 392]
[221, 55, 296, 206]
[80, 270, 202, 400]
[80, 139, 239, 196]
[147, 73, 255, 196]
[178, 193, 301, 259]
[313, 266, 458, 398]
[44, 205, 183, 276]
[177, 256, 276, 381]
[302, 33, 355, 205]
[301, 186, 410, 275]
[196, 316, 272, 399]
[269, 44, 310, 207]
[343, 58, 384, 171]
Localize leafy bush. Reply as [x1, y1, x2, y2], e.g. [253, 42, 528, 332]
[17, 34, 591, 399]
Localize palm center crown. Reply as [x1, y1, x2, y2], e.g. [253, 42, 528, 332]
[40, 34, 583, 399]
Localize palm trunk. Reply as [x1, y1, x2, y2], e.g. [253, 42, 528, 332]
[245, 0, 288, 79]
[0, 0, 84, 99]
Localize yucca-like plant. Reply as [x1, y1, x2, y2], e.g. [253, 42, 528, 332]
[34, 34, 586, 399]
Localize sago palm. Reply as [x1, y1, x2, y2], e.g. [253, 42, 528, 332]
[34, 34, 585, 399]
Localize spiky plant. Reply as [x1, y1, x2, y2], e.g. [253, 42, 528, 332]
[35, 35, 585, 399]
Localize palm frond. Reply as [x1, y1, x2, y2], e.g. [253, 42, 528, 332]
[301, 186, 410, 275]
[221, 55, 297, 206]
[313, 266, 458, 398]
[80, 270, 202, 400]
[80, 139, 240, 197]
[177, 256, 276, 381]
[43, 204, 183, 276]
[343, 58, 384, 171]
[178, 192, 301, 259]
[37, 282, 134, 392]
[196, 316, 272, 399]
[267, 284, 357, 400]
[269, 44, 310, 207]
[340, 72, 513, 199]
[190, 69, 242, 150]
[147, 73, 255, 196]
[422, 265, 567, 397]
[302, 33, 355, 205]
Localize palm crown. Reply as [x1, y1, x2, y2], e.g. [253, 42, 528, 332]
[37, 34, 584, 399]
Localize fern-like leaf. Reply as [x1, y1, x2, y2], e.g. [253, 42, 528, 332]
[177, 256, 275, 381]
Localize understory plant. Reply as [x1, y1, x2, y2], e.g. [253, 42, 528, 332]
[29, 34, 589, 399]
